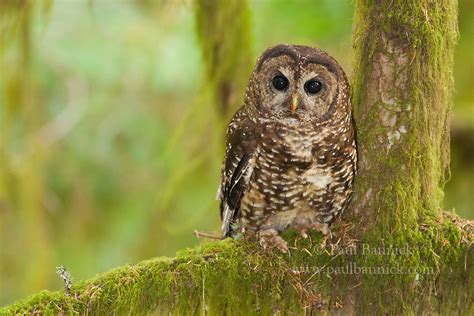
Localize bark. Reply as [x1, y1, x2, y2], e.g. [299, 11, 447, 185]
[2, 1, 473, 315]
[350, 0, 456, 231]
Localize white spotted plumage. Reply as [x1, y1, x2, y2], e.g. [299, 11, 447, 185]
[218, 45, 357, 252]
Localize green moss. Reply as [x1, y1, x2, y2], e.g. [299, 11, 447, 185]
[2, 220, 471, 315]
[351, 0, 458, 233]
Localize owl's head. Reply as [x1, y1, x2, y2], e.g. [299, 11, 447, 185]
[245, 44, 350, 123]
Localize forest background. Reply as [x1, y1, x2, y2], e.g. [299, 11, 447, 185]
[0, 0, 472, 305]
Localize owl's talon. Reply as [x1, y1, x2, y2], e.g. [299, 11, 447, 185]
[298, 229, 308, 239]
[309, 222, 331, 236]
[295, 222, 332, 239]
[328, 229, 333, 240]
[258, 229, 288, 253]
[277, 242, 289, 253]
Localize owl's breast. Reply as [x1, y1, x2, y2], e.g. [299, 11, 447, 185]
[239, 120, 356, 232]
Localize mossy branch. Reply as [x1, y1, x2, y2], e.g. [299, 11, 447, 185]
[2, 217, 472, 315]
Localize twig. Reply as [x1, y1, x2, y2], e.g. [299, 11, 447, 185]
[194, 230, 223, 240]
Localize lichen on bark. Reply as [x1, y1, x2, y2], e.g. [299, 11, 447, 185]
[350, 0, 458, 230]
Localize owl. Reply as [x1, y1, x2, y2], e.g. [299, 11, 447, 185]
[218, 44, 357, 252]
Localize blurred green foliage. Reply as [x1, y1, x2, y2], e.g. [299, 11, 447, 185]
[0, 0, 472, 305]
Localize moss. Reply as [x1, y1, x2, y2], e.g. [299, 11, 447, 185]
[1, 219, 471, 315]
[350, 0, 458, 233]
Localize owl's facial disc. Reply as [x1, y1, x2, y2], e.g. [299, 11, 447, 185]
[250, 55, 295, 116]
[258, 61, 338, 121]
[296, 63, 338, 120]
[248, 45, 344, 123]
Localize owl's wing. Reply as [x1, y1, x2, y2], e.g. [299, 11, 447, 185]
[218, 107, 257, 238]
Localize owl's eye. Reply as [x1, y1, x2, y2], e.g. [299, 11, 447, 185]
[272, 75, 289, 91]
[304, 80, 323, 94]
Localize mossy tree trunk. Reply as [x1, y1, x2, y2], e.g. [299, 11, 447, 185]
[0, 0, 55, 301]
[350, 0, 455, 232]
[2, 0, 472, 315]
[194, 0, 253, 123]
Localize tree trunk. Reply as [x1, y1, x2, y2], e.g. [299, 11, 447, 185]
[194, 0, 253, 122]
[351, 0, 455, 231]
[2, 1, 472, 315]
[0, 0, 54, 301]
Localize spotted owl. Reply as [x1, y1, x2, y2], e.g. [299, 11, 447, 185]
[218, 44, 357, 252]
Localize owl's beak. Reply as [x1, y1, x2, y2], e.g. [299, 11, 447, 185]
[290, 95, 299, 114]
